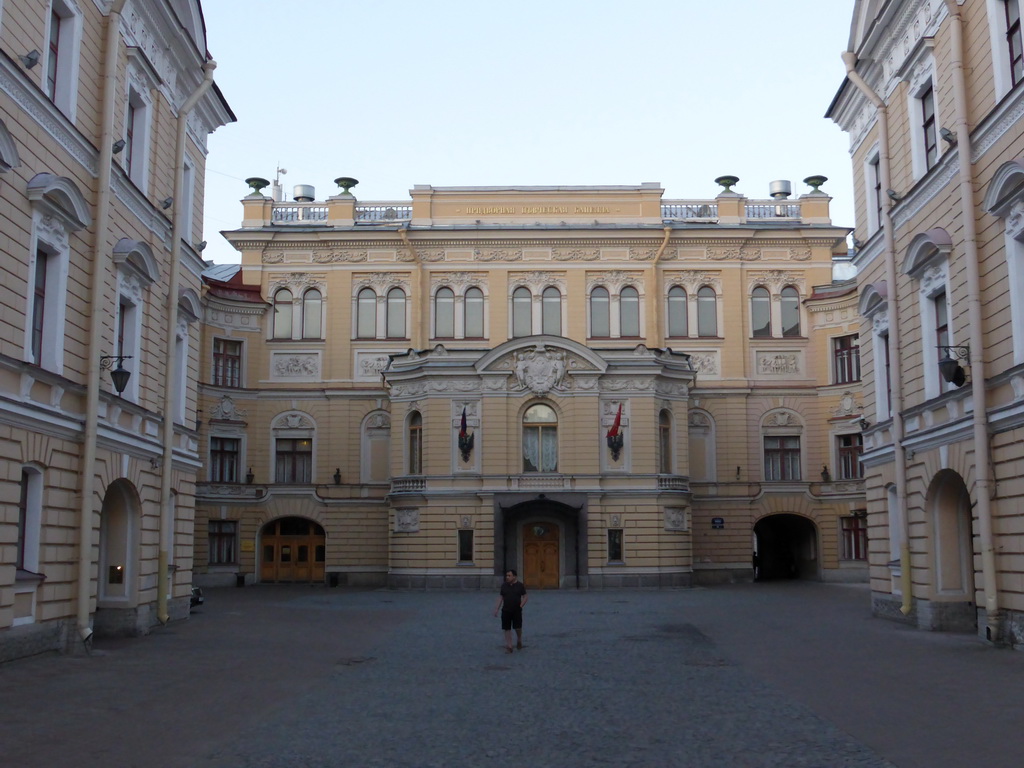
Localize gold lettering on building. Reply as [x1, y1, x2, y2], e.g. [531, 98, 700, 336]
[461, 205, 613, 215]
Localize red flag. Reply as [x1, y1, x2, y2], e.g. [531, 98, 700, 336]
[606, 403, 622, 438]
[459, 407, 468, 439]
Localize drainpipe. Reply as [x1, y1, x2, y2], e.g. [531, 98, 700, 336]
[942, 0, 1000, 641]
[841, 52, 913, 615]
[157, 59, 217, 624]
[77, 0, 127, 647]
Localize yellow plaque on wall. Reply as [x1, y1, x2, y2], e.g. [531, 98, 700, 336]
[240, 539, 255, 552]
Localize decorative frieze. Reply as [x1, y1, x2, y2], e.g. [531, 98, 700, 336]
[354, 352, 391, 382]
[757, 352, 801, 376]
[271, 353, 320, 379]
[312, 249, 368, 263]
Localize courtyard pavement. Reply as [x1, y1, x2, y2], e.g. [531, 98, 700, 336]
[1, 581, 1022, 767]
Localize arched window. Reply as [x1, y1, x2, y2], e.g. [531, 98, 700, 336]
[386, 288, 406, 339]
[542, 286, 561, 335]
[301, 288, 322, 339]
[272, 289, 292, 339]
[697, 286, 717, 337]
[590, 286, 610, 337]
[512, 287, 532, 337]
[667, 286, 687, 337]
[408, 411, 422, 474]
[522, 403, 557, 472]
[658, 410, 672, 474]
[620, 286, 640, 337]
[356, 288, 376, 339]
[781, 286, 801, 337]
[434, 287, 454, 338]
[751, 286, 771, 338]
[465, 287, 484, 338]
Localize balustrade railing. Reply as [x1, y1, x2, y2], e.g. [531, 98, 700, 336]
[355, 203, 413, 221]
[744, 202, 801, 219]
[271, 204, 328, 223]
[661, 201, 718, 220]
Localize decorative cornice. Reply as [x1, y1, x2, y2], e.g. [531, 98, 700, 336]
[0, 56, 97, 177]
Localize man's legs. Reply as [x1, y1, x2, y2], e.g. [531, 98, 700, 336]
[503, 628, 513, 652]
[515, 627, 523, 649]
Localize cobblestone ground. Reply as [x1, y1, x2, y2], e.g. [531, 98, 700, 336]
[2, 583, 1021, 768]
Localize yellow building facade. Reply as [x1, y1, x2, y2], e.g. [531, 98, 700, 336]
[0, 0, 232, 662]
[196, 179, 866, 591]
[829, 0, 1024, 643]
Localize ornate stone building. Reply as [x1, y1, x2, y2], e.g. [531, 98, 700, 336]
[0, 0, 232, 662]
[828, 0, 1024, 643]
[195, 179, 865, 590]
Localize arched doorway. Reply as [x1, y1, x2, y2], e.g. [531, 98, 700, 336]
[753, 514, 819, 581]
[260, 517, 326, 583]
[98, 480, 141, 603]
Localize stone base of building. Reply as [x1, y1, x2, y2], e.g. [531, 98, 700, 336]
[821, 564, 869, 583]
[872, 592, 916, 625]
[873, 592, 978, 633]
[93, 596, 192, 639]
[692, 567, 753, 586]
[588, 571, 692, 589]
[0, 619, 69, 664]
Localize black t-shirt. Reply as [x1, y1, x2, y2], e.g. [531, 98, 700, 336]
[500, 581, 526, 611]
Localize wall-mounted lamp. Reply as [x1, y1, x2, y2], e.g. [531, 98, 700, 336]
[99, 355, 133, 395]
[161, 197, 173, 210]
[112, 139, 126, 154]
[858, 418, 871, 431]
[886, 188, 902, 202]
[939, 127, 957, 145]
[196, 240, 207, 252]
[937, 344, 970, 387]
[245, 467, 254, 484]
[333, 467, 341, 485]
[821, 465, 831, 482]
[20, 50, 40, 69]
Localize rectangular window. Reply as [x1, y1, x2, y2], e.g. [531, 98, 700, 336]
[764, 436, 801, 481]
[1008, 0, 1023, 87]
[275, 438, 312, 483]
[31, 249, 48, 364]
[125, 100, 137, 177]
[46, 8, 60, 101]
[838, 434, 864, 480]
[17, 469, 29, 570]
[458, 529, 474, 563]
[208, 520, 238, 565]
[841, 515, 868, 561]
[210, 437, 240, 483]
[833, 334, 861, 384]
[921, 85, 938, 171]
[608, 529, 623, 562]
[213, 338, 242, 387]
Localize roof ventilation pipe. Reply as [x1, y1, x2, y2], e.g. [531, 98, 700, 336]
[293, 184, 315, 202]
[769, 180, 792, 215]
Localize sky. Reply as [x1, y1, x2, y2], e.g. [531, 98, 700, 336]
[199, 0, 858, 266]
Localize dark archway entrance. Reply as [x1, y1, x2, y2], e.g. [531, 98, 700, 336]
[495, 495, 585, 589]
[754, 514, 819, 581]
[260, 517, 326, 583]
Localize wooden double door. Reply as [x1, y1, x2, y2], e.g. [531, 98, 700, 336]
[261, 517, 326, 583]
[523, 522, 560, 589]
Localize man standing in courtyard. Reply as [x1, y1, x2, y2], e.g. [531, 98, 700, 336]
[494, 569, 528, 653]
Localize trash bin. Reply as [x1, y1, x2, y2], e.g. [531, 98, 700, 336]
[328, 572, 339, 588]
[235, 572, 245, 587]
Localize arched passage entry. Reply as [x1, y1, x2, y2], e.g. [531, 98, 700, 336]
[496, 496, 585, 589]
[925, 470, 976, 631]
[260, 517, 325, 583]
[753, 514, 819, 581]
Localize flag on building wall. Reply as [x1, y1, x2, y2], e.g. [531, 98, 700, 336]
[607, 403, 622, 438]
[459, 406, 468, 439]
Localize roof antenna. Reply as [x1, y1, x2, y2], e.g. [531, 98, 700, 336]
[272, 165, 287, 202]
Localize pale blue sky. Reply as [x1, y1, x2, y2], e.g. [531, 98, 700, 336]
[200, 0, 857, 265]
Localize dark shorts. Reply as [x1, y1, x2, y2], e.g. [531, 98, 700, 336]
[501, 607, 522, 631]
